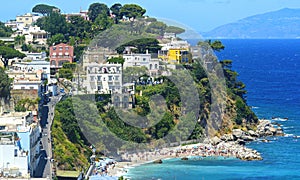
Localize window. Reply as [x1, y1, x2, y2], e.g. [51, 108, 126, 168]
[97, 76, 101, 81]
[21, 87, 25, 90]
[25, 18, 29, 20]
[65, 47, 69, 50]
[108, 76, 112, 81]
[59, 46, 63, 50]
[90, 76, 94, 81]
[143, 58, 146, 61]
[115, 76, 119, 80]
[53, 47, 56, 50]
[30, 87, 34, 89]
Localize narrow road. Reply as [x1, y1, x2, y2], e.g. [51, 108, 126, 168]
[40, 94, 63, 179]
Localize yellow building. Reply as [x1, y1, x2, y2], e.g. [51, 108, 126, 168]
[158, 48, 190, 64]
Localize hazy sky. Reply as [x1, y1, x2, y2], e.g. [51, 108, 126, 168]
[1, 0, 300, 32]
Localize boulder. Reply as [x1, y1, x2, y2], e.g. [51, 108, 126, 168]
[241, 135, 255, 141]
[275, 129, 284, 136]
[153, 159, 163, 164]
[232, 129, 244, 139]
[248, 130, 258, 137]
[181, 157, 189, 161]
[269, 127, 277, 134]
[237, 139, 246, 145]
[211, 136, 222, 145]
[221, 134, 234, 142]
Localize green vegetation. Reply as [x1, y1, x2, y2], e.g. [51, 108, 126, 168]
[0, 22, 13, 37]
[58, 63, 77, 80]
[116, 38, 161, 54]
[32, 4, 60, 15]
[0, 67, 12, 99]
[107, 57, 125, 65]
[0, 45, 26, 68]
[88, 3, 110, 22]
[52, 98, 91, 170]
[44, 2, 258, 169]
[14, 98, 39, 112]
[165, 26, 185, 34]
[120, 4, 146, 19]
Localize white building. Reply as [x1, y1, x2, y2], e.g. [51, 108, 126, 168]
[24, 52, 47, 61]
[0, 111, 41, 177]
[12, 25, 49, 45]
[84, 63, 123, 94]
[163, 32, 176, 39]
[160, 40, 190, 51]
[123, 53, 160, 77]
[10, 60, 50, 81]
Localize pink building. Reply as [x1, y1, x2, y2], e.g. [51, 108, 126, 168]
[49, 43, 74, 68]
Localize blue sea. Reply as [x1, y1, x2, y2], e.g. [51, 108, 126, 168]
[126, 39, 300, 179]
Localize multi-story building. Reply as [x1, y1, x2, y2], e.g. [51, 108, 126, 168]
[158, 39, 191, 64]
[49, 43, 74, 69]
[123, 52, 160, 76]
[12, 25, 49, 45]
[10, 60, 50, 82]
[0, 111, 41, 177]
[123, 53, 151, 69]
[84, 63, 122, 94]
[82, 47, 116, 68]
[16, 13, 40, 27]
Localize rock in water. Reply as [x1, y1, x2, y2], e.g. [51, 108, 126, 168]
[153, 159, 163, 164]
[181, 157, 189, 161]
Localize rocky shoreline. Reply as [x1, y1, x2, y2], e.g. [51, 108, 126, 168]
[108, 120, 285, 178]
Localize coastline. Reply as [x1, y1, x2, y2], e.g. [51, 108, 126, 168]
[95, 119, 284, 179]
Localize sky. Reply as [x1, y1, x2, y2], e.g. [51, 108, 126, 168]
[1, 0, 300, 33]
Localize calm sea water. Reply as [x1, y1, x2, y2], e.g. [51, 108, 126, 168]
[126, 39, 300, 180]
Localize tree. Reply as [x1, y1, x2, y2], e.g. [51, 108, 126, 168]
[47, 33, 67, 46]
[120, 4, 146, 19]
[198, 40, 225, 52]
[165, 26, 185, 34]
[32, 4, 60, 16]
[67, 16, 92, 39]
[116, 38, 161, 54]
[58, 68, 73, 80]
[210, 40, 225, 52]
[107, 57, 124, 65]
[0, 46, 26, 68]
[110, 3, 123, 23]
[145, 21, 167, 35]
[88, 3, 110, 22]
[92, 13, 113, 32]
[0, 67, 12, 99]
[14, 35, 26, 46]
[0, 22, 13, 37]
[21, 44, 29, 51]
[36, 12, 68, 36]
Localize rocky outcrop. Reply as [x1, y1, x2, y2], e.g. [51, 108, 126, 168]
[256, 120, 285, 137]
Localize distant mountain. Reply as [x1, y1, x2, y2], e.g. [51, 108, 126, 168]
[204, 8, 300, 39]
